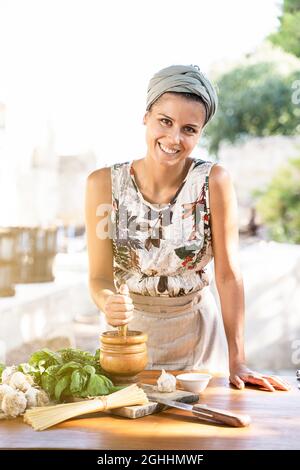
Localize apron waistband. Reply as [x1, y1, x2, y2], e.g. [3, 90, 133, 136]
[129, 288, 206, 317]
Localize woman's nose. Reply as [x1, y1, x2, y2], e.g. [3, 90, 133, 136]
[167, 128, 181, 145]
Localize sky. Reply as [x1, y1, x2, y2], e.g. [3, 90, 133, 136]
[0, 0, 282, 168]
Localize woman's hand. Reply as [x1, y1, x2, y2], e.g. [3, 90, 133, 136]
[103, 284, 134, 327]
[229, 363, 291, 392]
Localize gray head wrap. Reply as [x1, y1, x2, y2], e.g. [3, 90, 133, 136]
[146, 64, 218, 125]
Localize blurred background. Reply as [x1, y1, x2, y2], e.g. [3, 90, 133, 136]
[0, 0, 299, 374]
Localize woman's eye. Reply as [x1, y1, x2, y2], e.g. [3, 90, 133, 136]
[160, 119, 196, 134]
[185, 127, 196, 133]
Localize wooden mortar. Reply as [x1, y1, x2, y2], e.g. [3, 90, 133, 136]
[99, 330, 148, 384]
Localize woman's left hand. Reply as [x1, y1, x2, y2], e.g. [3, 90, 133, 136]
[229, 363, 291, 391]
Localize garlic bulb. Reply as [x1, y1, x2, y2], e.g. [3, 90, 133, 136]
[1, 368, 50, 419]
[0, 384, 15, 408]
[36, 389, 50, 407]
[25, 387, 49, 408]
[1, 366, 18, 384]
[157, 369, 176, 392]
[8, 372, 32, 393]
[1, 390, 27, 417]
[24, 387, 39, 408]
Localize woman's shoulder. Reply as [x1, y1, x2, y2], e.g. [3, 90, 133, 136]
[191, 158, 230, 184]
[86, 161, 130, 201]
[88, 162, 129, 179]
[209, 163, 232, 185]
[208, 163, 235, 204]
[87, 166, 111, 185]
[86, 166, 112, 203]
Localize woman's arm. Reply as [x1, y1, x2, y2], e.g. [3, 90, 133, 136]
[209, 164, 290, 392]
[85, 168, 116, 310]
[85, 168, 134, 324]
[209, 164, 246, 370]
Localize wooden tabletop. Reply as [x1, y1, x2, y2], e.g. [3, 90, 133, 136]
[0, 371, 299, 450]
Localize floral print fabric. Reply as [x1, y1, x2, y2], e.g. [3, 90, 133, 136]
[110, 158, 216, 297]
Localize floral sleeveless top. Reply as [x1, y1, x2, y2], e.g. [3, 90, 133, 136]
[110, 158, 216, 297]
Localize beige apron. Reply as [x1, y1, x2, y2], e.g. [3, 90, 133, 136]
[103, 286, 228, 374]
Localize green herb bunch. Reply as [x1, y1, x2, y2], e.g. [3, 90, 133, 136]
[17, 348, 122, 402]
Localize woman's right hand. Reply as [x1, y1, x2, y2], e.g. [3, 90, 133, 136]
[103, 283, 134, 327]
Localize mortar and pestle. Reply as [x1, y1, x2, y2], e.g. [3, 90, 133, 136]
[99, 284, 148, 384]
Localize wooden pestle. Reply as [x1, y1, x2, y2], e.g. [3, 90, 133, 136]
[117, 284, 130, 338]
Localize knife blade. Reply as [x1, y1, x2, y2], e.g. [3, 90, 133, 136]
[147, 396, 251, 428]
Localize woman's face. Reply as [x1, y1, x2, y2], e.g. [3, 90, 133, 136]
[143, 92, 206, 166]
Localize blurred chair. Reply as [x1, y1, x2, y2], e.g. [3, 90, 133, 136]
[0, 228, 17, 297]
[12, 226, 58, 284]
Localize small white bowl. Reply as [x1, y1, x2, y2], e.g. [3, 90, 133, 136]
[176, 373, 212, 393]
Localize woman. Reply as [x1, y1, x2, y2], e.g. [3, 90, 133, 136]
[85, 64, 289, 392]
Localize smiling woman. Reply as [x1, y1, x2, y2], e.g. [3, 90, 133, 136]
[85, 64, 290, 393]
[142, 93, 206, 174]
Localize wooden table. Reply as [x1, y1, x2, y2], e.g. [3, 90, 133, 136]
[0, 371, 299, 450]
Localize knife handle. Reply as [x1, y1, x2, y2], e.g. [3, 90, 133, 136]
[192, 404, 251, 427]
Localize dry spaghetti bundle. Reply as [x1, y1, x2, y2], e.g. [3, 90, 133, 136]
[24, 384, 148, 431]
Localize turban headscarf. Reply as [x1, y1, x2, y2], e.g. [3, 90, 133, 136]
[146, 64, 218, 126]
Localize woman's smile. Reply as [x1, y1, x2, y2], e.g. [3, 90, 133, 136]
[158, 141, 180, 155]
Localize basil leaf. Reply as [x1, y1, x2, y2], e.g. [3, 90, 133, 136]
[70, 370, 85, 394]
[58, 348, 95, 365]
[29, 349, 62, 368]
[83, 365, 95, 377]
[45, 364, 61, 376]
[41, 374, 57, 398]
[55, 375, 71, 401]
[56, 362, 81, 376]
[86, 374, 109, 396]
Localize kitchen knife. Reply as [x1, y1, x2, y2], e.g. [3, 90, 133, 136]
[148, 397, 251, 427]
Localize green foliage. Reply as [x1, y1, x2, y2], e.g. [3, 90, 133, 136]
[268, 0, 300, 57]
[29, 348, 62, 371]
[254, 157, 300, 243]
[204, 63, 300, 154]
[285, 0, 300, 14]
[0, 363, 5, 379]
[26, 348, 123, 401]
